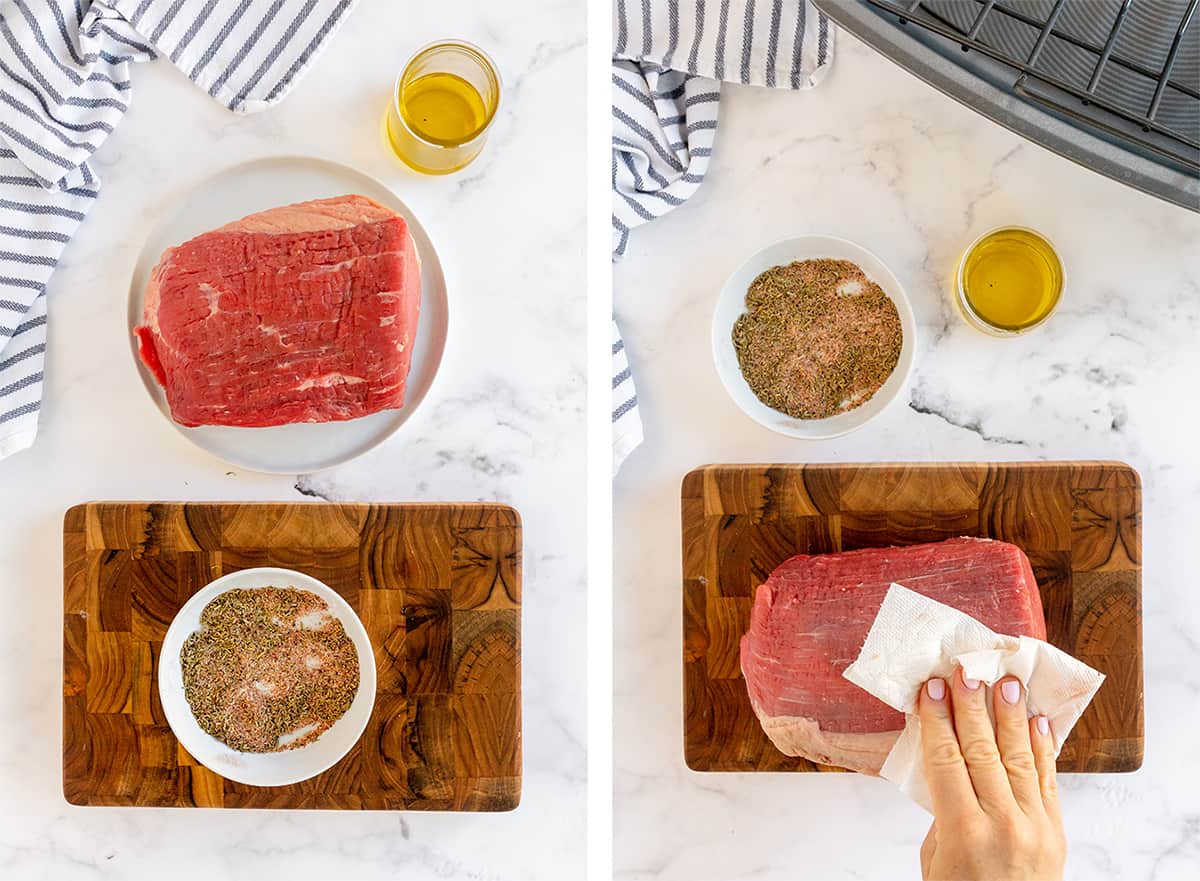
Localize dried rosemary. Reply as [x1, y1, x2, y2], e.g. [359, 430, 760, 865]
[180, 586, 359, 753]
[731, 259, 903, 419]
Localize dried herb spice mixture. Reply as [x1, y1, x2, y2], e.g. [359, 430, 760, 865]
[732, 259, 903, 419]
[180, 587, 360, 753]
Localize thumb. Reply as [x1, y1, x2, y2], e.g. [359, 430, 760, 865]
[920, 823, 937, 878]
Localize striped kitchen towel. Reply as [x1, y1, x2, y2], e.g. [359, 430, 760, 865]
[611, 61, 717, 259]
[612, 0, 833, 255]
[611, 320, 640, 476]
[611, 1, 833, 473]
[0, 0, 357, 459]
[613, 0, 833, 88]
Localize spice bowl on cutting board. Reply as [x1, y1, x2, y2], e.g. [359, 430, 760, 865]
[158, 567, 377, 788]
[64, 502, 522, 811]
[712, 234, 916, 438]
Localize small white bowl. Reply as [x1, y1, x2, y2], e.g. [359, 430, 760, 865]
[712, 235, 916, 439]
[158, 567, 377, 787]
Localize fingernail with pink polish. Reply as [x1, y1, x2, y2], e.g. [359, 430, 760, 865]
[1037, 716, 1051, 736]
[1001, 680, 1021, 705]
[927, 678, 946, 701]
[962, 673, 981, 691]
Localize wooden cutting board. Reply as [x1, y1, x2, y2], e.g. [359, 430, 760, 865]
[682, 462, 1142, 774]
[63, 502, 521, 810]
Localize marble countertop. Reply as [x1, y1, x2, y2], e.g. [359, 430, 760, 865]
[614, 30, 1200, 881]
[0, 3, 584, 879]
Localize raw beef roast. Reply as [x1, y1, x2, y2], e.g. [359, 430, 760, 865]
[739, 537, 1046, 774]
[135, 194, 420, 427]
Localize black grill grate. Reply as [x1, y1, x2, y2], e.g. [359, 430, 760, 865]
[865, 0, 1200, 173]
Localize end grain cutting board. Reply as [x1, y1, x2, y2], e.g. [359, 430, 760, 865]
[682, 462, 1142, 774]
[63, 502, 521, 810]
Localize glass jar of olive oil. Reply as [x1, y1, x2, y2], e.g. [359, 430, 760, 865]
[955, 227, 1065, 336]
[386, 41, 501, 175]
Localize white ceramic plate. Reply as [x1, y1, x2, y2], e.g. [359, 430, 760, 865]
[712, 235, 917, 439]
[128, 156, 448, 473]
[158, 567, 377, 788]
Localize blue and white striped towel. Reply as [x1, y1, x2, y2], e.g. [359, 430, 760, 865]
[0, 0, 357, 460]
[614, 0, 832, 87]
[611, 0, 833, 474]
[611, 61, 717, 259]
[611, 320, 640, 476]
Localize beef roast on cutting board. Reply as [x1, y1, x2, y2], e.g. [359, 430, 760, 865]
[135, 194, 420, 428]
[739, 537, 1046, 774]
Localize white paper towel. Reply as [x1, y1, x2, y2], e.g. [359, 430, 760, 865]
[843, 583, 1106, 812]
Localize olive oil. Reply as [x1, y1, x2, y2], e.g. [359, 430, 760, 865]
[400, 72, 487, 146]
[957, 227, 1064, 334]
[385, 41, 501, 175]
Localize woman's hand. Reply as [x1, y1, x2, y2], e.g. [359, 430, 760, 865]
[917, 668, 1066, 881]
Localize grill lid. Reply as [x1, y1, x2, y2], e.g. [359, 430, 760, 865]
[815, 0, 1199, 212]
